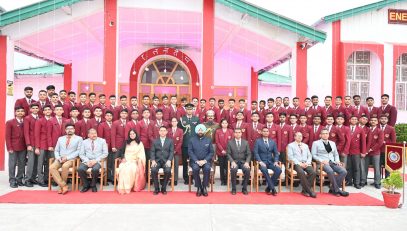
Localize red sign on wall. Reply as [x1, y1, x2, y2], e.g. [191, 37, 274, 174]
[385, 143, 405, 172]
[388, 9, 407, 25]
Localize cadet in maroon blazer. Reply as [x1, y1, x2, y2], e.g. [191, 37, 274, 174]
[98, 111, 115, 182]
[352, 95, 369, 119]
[346, 116, 367, 188]
[289, 114, 302, 142]
[325, 115, 345, 152]
[15, 86, 36, 116]
[308, 115, 324, 149]
[195, 99, 207, 123]
[366, 97, 379, 119]
[335, 115, 351, 161]
[47, 105, 66, 150]
[208, 98, 221, 123]
[136, 108, 155, 178]
[218, 99, 229, 122]
[125, 109, 140, 139]
[167, 117, 184, 185]
[6, 106, 27, 188]
[231, 111, 249, 140]
[76, 108, 94, 139]
[88, 106, 105, 130]
[271, 105, 286, 124]
[215, 119, 234, 185]
[379, 94, 397, 126]
[176, 101, 187, 119]
[323, 96, 335, 116]
[237, 99, 251, 123]
[264, 112, 282, 151]
[149, 109, 169, 141]
[23, 103, 40, 186]
[343, 96, 355, 126]
[111, 109, 128, 153]
[246, 112, 264, 150]
[298, 115, 311, 145]
[379, 115, 397, 153]
[167, 96, 179, 121]
[278, 113, 293, 164]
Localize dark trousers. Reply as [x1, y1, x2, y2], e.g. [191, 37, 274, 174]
[346, 154, 361, 185]
[25, 149, 38, 182]
[380, 152, 390, 178]
[259, 161, 281, 190]
[191, 162, 211, 188]
[151, 161, 171, 191]
[107, 151, 118, 182]
[182, 146, 189, 181]
[77, 163, 101, 187]
[280, 151, 287, 165]
[144, 148, 151, 180]
[8, 151, 27, 183]
[323, 163, 347, 192]
[363, 155, 381, 185]
[218, 155, 227, 184]
[230, 161, 250, 191]
[294, 165, 316, 194]
[174, 155, 180, 182]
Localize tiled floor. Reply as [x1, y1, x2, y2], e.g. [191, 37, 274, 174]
[0, 168, 406, 231]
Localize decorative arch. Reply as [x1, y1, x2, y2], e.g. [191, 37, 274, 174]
[129, 47, 200, 99]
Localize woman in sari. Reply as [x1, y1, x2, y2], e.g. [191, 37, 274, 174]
[117, 129, 146, 194]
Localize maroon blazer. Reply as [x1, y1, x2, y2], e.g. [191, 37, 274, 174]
[227, 108, 239, 125]
[250, 110, 265, 124]
[231, 121, 249, 141]
[76, 119, 96, 139]
[23, 114, 39, 147]
[167, 127, 184, 155]
[361, 125, 371, 151]
[115, 105, 131, 121]
[352, 105, 369, 119]
[195, 108, 207, 123]
[176, 106, 186, 120]
[298, 124, 311, 146]
[136, 119, 154, 149]
[219, 108, 229, 122]
[6, 118, 26, 152]
[247, 122, 265, 150]
[380, 125, 397, 152]
[165, 105, 178, 121]
[35, 117, 50, 150]
[307, 106, 327, 125]
[326, 125, 345, 153]
[348, 126, 366, 155]
[343, 106, 355, 126]
[215, 128, 234, 156]
[238, 108, 251, 123]
[89, 117, 104, 130]
[76, 102, 88, 120]
[125, 120, 139, 140]
[15, 98, 35, 116]
[308, 125, 324, 148]
[302, 108, 313, 125]
[150, 120, 170, 141]
[279, 123, 293, 152]
[106, 104, 118, 121]
[337, 125, 350, 155]
[368, 127, 384, 155]
[47, 117, 66, 148]
[98, 121, 113, 151]
[291, 124, 302, 142]
[379, 104, 397, 126]
[62, 101, 74, 119]
[324, 106, 335, 117]
[332, 105, 346, 120]
[265, 123, 282, 151]
[161, 105, 170, 122]
[271, 106, 286, 124]
[111, 120, 127, 150]
[367, 106, 380, 119]
[290, 106, 303, 119]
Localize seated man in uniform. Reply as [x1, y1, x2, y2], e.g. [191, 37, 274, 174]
[188, 124, 214, 197]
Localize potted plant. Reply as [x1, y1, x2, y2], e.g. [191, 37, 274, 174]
[381, 171, 403, 208]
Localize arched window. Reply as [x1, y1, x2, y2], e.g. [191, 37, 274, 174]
[396, 53, 407, 111]
[141, 59, 190, 85]
[346, 51, 370, 103]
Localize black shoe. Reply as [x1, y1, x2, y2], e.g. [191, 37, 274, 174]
[184, 180, 189, 185]
[17, 181, 24, 186]
[360, 182, 366, 187]
[330, 190, 341, 197]
[161, 188, 167, 195]
[301, 190, 310, 197]
[309, 192, 317, 198]
[231, 189, 236, 195]
[81, 186, 90, 193]
[339, 190, 349, 197]
[52, 182, 58, 187]
[10, 182, 18, 188]
[354, 184, 361, 189]
[265, 187, 271, 193]
[31, 179, 38, 185]
[196, 188, 202, 197]
[92, 186, 97, 192]
[153, 189, 160, 195]
[345, 181, 353, 186]
[38, 182, 48, 187]
[271, 188, 277, 196]
[174, 181, 177, 186]
[202, 187, 208, 197]
[242, 189, 249, 195]
[374, 184, 381, 189]
[262, 181, 266, 186]
[293, 182, 300, 187]
[24, 181, 33, 187]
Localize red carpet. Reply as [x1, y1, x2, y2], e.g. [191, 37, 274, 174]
[0, 190, 383, 206]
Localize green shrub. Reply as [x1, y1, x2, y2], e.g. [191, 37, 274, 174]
[395, 123, 407, 143]
[382, 171, 404, 194]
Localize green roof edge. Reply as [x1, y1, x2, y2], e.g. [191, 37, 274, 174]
[15, 64, 64, 75]
[217, 0, 326, 42]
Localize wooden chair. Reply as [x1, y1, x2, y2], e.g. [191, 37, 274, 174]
[255, 161, 282, 192]
[285, 160, 316, 192]
[47, 157, 78, 191]
[316, 162, 346, 193]
[113, 158, 121, 191]
[75, 158, 108, 191]
[227, 161, 254, 192]
[147, 159, 175, 192]
[188, 161, 215, 192]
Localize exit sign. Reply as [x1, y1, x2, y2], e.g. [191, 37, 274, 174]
[388, 9, 407, 25]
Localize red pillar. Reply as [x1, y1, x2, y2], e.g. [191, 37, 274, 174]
[296, 42, 307, 106]
[251, 67, 258, 102]
[63, 63, 72, 91]
[332, 20, 344, 98]
[202, 0, 215, 99]
[103, 0, 117, 97]
[0, 36, 7, 170]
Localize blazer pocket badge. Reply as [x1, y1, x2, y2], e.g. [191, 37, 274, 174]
[385, 134, 390, 138]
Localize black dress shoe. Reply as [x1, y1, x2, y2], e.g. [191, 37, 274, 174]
[196, 188, 202, 197]
[360, 182, 366, 187]
[92, 186, 97, 192]
[262, 181, 266, 185]
[345, 181, 353, 186]
[31, 179, 38, 185]
[81, 186, 90, 193]
[309, 192, 317, 198]
[265, 187, 270, 193]
[271, 188, 277, 196]
[10, 182, 18, 188]
[161, 188, 167, 195]
[330, 190, 341, 197]
[25, 181, 33, 187]
[153, 189, 160, 195]
[374, 184, 381, 189]
[242, 189, 249, 195]
[17, 181, 24, 186]
[339, 190, 349, 197]
[354, 184, 361, 189]
[231, 190, 236, 195]
[174, 181, 177, 186]
[38, 182, 48, 187]
[301, 190, 310, 197]
[202, 187, 208, 197]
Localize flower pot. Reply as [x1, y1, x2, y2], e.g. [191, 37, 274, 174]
[382, 191, 401, 208]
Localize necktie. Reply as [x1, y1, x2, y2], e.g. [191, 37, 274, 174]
[298, 143, 303, 154]
[42, 102, 45, 108]
[381, 125, 385, 131]
[237, 141, 241, 151]
[91, 140, 95, 151]
[58, 118, 62, 127]
[66, 136, 71, 148]
[382, 106, 385, 111]
[173, 128, 176, 136]
[28, 99, 31, 104]
[268, 124, 271, 129]
[280, 123, 283, 129]
[188, 117, 191, 123]
[305, 108, 308, 112]
[368, 107, 371, 112]
[161, 139, 164, 147]
[314, 126, 317, 133]
[237, 122, 241, 128]
[351, 126, 354, 133]
[328, 125, 331, 132]
[253, 123, 257, 130]
[264, 140, 268, 149]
